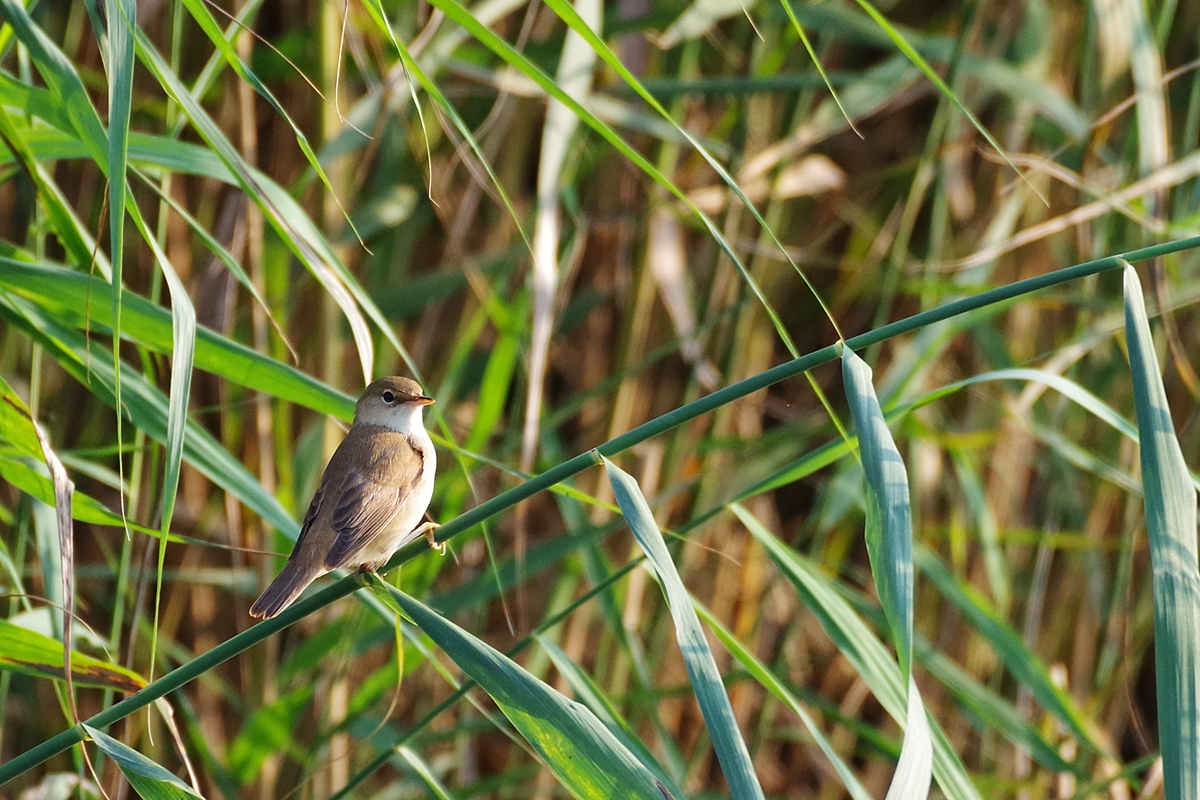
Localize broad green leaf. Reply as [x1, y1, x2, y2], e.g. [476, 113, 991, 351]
[1123, 264, 1200, 800]
[84, 725, 204, 800]
[374, 583, 674, 800]
[537, 635, 687, 799]
[604, 456, 764, 800]
[0, 619, 145, 692]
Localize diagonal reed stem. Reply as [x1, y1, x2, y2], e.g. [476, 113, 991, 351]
[3, 234, 1199, 784]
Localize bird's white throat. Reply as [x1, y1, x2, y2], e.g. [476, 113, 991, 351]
[356, 402, 428, 434]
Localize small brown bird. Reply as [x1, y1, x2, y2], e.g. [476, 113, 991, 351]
[249, 377, 440, 619]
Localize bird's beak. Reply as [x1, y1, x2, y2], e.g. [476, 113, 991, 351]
[416, 395, 435, 406]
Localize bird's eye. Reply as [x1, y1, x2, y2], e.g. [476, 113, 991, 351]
[382, 390, 396, 404]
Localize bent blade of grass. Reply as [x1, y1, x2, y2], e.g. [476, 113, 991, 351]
[842, 349, 914, 677]
[841, 349, 930, 799]
[604, 456, 765, 800]
[694, 602, 873, 800]
[1123, 264, 1200, 800]
[122, 198, 196, 683]
[374, 584, 676, 800]
[735, 504, 981, 800]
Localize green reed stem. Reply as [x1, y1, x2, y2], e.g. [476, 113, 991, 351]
[3, 234, 1198, 784]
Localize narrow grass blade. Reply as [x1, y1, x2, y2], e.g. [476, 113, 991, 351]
[736, 504, 982, 800]
[604, 456, 764, 800]
[915, 546, 1100, 752]
[84, 724, 204, 799]
[1123, 264, 1200, 800]
[377, 585, 676, 800]
[841, 349, 930, 799]
[842, 348, 914, 676]
[103, 0, 135, 464]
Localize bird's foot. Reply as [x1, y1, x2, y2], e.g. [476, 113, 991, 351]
[414, 521, 445, 555]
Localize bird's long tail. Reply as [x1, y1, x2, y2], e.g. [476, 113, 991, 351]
[249, 561, 321, 619]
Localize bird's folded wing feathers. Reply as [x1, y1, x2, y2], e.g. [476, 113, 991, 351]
[323, 436, 425, 569]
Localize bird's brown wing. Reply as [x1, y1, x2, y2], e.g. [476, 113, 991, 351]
[323, 431, 427, 569]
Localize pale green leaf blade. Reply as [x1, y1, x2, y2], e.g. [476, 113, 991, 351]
[1123, 264, 1200, 800]
[842, 348, 914, 676]
[84, 725, 204, 800]
[376, 584, 676, 800]
[604, 456, 765, 800]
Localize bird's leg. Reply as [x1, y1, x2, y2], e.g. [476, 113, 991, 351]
[411, 521, 444, 555]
